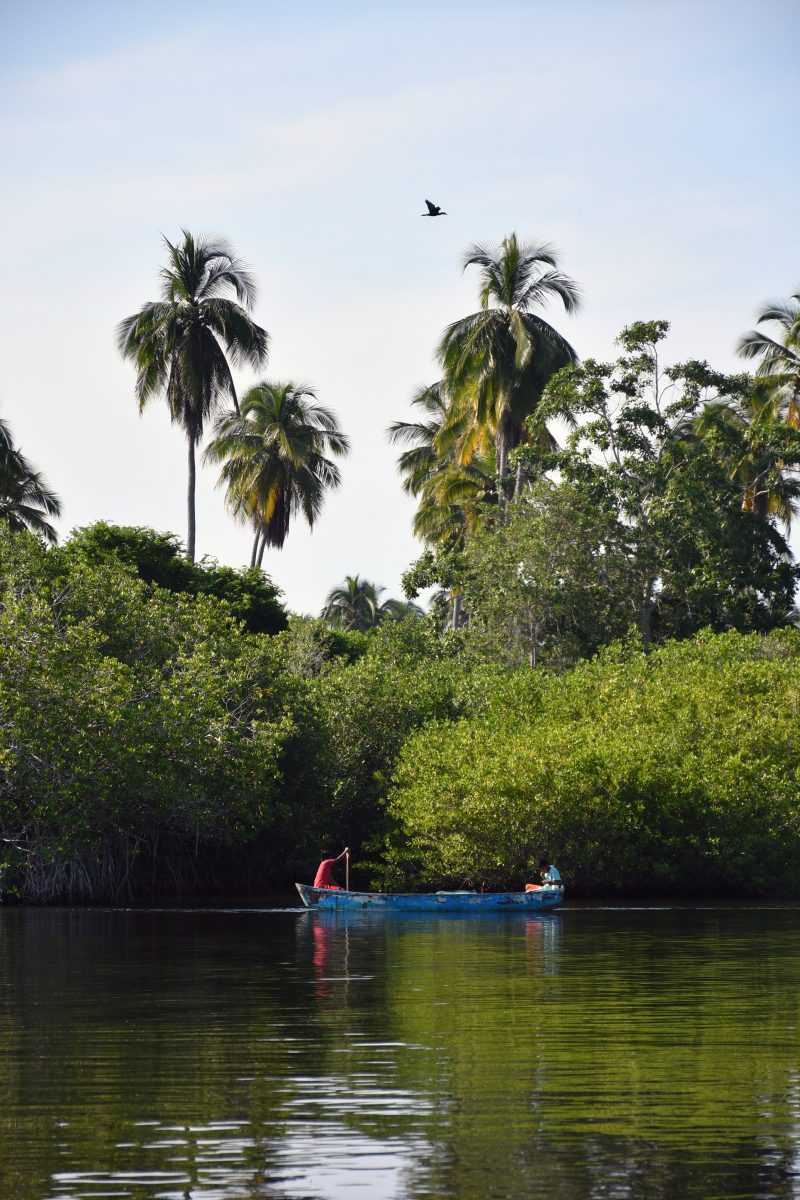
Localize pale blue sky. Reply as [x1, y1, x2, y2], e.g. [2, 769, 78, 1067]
[1, 1, 798, 611]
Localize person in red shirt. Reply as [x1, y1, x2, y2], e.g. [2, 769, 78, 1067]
[313, 847, 349, 889]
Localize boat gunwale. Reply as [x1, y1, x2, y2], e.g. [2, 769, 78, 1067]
[295, 883, 564, 910]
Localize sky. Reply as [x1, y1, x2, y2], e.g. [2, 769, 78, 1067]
[1, 0, 798, 613]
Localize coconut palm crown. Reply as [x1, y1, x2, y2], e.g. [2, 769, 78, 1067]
[438, 233, 580, 498]
[117, 231, 269, 561]
[321, 575, 421, 631]
[694, 380, 800, 528]
[205, 381, 349, 567]
[0, 419, 61, 543]
[737, 289, 800, 425]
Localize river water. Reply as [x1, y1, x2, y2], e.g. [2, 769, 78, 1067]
[1, 905, 799, 1199]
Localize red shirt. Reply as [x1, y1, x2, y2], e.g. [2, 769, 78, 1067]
[313, 858, 338, 888]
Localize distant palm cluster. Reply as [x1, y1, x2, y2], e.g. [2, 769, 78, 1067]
[2, 228, 798, 627]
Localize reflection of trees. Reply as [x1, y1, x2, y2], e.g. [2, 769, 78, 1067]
[371, 911, 800, 1200]
[0, 910, 346, 1199]
[2, 909, 800, 1200]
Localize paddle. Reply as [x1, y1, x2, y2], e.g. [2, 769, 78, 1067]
[345, 849, 350, 892]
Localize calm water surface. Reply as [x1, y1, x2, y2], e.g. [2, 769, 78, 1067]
[2, 905, 800, 1199]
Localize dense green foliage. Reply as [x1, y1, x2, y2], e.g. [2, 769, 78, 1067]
[386, 630, 800, 895]
[0, 529, 313, 899]
[4, 233, 800, 901]
[67, 522, 288, 635]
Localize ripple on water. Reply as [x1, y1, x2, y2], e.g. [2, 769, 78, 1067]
[2, 906, 800, 1200]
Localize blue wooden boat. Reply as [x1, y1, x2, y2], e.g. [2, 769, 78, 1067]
[295, 883, 564, 913]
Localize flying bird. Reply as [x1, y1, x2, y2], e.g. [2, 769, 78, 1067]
[422, 199, 447, 216]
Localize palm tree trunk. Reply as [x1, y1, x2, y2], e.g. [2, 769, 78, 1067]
[496, 426, 510, 513]
[514, 458, 524, 499]
[249, 528, 260, 568]
[451, 591, 462, 629]
[187, 438, 197, 562]
[256, 531, 267, 568]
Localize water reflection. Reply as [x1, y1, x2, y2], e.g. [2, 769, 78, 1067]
[1, 906, 799, 1199]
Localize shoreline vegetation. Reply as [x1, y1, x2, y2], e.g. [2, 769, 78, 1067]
[2, 232, 800, 903]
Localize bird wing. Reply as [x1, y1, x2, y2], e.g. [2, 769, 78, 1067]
[424, 199, 437, 214]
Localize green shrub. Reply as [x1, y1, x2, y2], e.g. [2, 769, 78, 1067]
[386, 630, 800, 895]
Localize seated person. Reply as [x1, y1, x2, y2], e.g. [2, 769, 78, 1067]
[313, 846, 349, 889]
[538, 857, 562, 886]
[525, 857, 562, 891]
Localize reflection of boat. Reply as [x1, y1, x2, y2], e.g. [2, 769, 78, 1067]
[295, 884, 564, 913]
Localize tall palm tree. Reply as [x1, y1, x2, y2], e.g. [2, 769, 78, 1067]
[389, 381, 494, 628]
[388, 382, 458, 496]
[388, 380, 495, 543]
[438, 233, 580, 500]
[205, 381, 349, 567]
[737, 289, 800, 425]
[0, 419, 61, 543]
[322, 575, 419, 631]
[117, 231, 269, 561]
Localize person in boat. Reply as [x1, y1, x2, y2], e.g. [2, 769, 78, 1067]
[524, 857, 562, 892]
[538, 857, 562, 886]
[313, 847, 349, 889]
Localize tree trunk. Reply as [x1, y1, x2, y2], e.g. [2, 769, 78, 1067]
[496, 424, 510, 516]
[451, 591, 463, 630]
[638, 580, 656, 652]
[249, 528, 260, 569]
[187, 437, 197, 562]
[256, 531, 267, 568]
[513, 457, 525, 500]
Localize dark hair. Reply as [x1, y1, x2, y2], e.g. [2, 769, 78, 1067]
[538, 857, 549, 868]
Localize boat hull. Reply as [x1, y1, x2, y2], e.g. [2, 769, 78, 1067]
[295, 883, 563, 913]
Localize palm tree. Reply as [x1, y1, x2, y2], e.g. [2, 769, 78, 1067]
[737, 289, 800, 425]
[389, 380, 496, 628]
[322, 575, 418, 631]
[438, 233, 580, 500]
[0, 419, 61, 542]
[388, 382, 460, 495]
[695, 381, 800, 527]
[388, 380, 496, 543]
[117, 231, 269, 561]
[205, 381, 349, 568]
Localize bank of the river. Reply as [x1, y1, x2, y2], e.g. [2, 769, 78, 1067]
[2, 526, 800, 904]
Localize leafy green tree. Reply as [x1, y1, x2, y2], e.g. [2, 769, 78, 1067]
[0, 419, 61, 543]
[459, 480, 642, 668]
[312, 618, 466, 865]
[738, 288, 800, 423]
[438, 234, 580, 499]
[205, 381, 349, 567]
[0, 528, 320, 901]
[274, 616, 369, 678]
[534, 321, 797, 648]
[117, 231, 269, 561]
[386, 629, 800, 895]
[65, 522, 287, 634]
